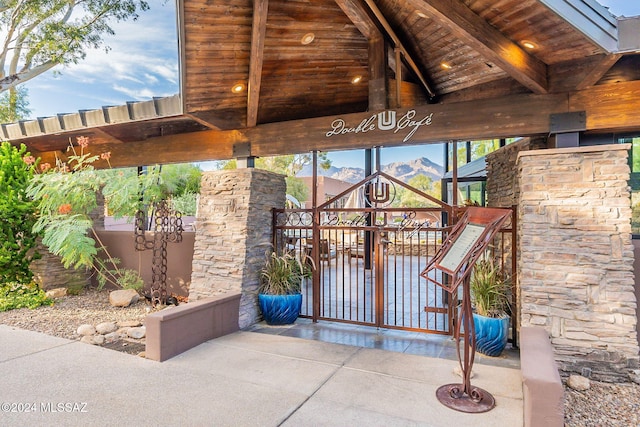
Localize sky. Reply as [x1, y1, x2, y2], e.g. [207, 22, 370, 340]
[12, 0, 640, 169]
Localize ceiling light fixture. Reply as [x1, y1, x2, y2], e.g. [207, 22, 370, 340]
[231, 83, 246, 93]
[440, 62, 452, 70]
[521, 40, 536, 50]
[351, 75, 362, 84]
[416, 11, 427, 18]
[301, 33, 315, 45]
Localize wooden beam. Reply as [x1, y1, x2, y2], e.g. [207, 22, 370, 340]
[335, 0, 387, 109]
[412, 0, 548, 94]
[31, 81, 640, 168]
[185, 113, 222, 130]
[362, 0, 437, 99]
[34, 129, 247, 169]
[575, 53, 621, 90]
[369, 36, 387, 110]
[248, 80, 640, 155]
[334, 0, 379, 39]
[247, 0, 269, 128]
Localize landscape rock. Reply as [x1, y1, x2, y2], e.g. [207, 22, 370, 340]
[118, 320, 142, 328]
[45, 287, 67, 299]
[109, 289, 140, 307]
[96, 321, 118, 335]
[80, 336, 95, 344]
[567, 374, 591, 391]
[629, 369, 640, 385]
[77, 324, 96, 336]
[127, 326, 146, 339]
[79, 335, 104, 345]
[103, 332, 121, 343]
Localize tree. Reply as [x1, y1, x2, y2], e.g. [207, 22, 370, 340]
[217, 153, 330, 200]
[0, 85, 30, 122]
[0, 0, 149, 93]
[101, 163, 202, 217]
[394, 174, 441, 207]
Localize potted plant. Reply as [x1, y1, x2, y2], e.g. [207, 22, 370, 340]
[258, 249, 312, 325]
[469, 254, 510, 357]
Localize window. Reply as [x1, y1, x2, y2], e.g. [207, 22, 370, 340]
[627, 137, 640, 236]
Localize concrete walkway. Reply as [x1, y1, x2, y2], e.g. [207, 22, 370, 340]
[0, 325, 523, 426]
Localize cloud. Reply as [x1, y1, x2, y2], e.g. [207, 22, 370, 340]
[25, 1, 180, 118]
[112, 85, 157, 100]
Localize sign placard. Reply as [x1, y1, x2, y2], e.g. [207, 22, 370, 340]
[421, 207, 511, 293]
[438, 223, 485, 273]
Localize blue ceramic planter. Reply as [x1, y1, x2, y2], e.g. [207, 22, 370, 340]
[473, 313, 509, 357]
[258, 293, 303, 325]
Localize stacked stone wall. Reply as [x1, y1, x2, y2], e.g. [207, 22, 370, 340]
[518, 145, 639, 382]
[486, 137, 547, 208]
[30, 241, 89, 291]
[189, 169, 286, 328]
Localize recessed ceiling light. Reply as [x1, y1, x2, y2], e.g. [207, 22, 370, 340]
[416, 11, 427, 18]
[521, 40, 536, 50]
[231, 83, 246, 93]
[351, 75, 362, 84]
[301, 33, 315, 45]
[440, 62, 452, 70]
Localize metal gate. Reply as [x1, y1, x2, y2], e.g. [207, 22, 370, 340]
[273, 171, 516, 337]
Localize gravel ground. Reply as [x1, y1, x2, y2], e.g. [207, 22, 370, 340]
[1, 289, 640, 424]
[564, 380, 640, 426]
[0, 289, 152, 340]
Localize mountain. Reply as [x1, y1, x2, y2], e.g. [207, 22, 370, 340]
[297, 157, 444, 184]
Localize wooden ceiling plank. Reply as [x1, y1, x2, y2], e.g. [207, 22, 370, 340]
[575, 53, 621, 90]
[247, 0, 269, 128]
[412, 0, 548, 94]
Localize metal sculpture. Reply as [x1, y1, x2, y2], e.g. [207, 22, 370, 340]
[421, 207, 511, 413]
[134, 200, 183, 306]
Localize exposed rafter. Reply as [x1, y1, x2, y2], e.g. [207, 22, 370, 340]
[334, 0, 379, 39]
[575, 53, 621, 90]
[412, 0, 548, 94]
[247, 0, 269, 128]
[361, 0, 437, 100]
[335, 0, 387, 109]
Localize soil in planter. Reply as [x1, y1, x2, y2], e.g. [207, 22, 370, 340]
[100, 339, 146, 356]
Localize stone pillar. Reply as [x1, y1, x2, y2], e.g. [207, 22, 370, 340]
[189, 169, 286, 328]
[518, 144, 639, 382]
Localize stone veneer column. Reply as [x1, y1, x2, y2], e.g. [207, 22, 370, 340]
[518, 144, 639, 381]
[188, 169, 286, 328]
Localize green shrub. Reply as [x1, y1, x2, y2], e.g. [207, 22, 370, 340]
[27, 137, 149, 290]
[259, 250, 313, 295]
[0, 282, 53, 312]
[0, 142, 39, 284]
[470, 255, 510, 318]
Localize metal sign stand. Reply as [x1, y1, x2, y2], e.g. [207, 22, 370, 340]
[421, 207, 511, 413]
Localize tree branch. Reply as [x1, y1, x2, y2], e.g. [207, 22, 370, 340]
[0, 61, 57, 92]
